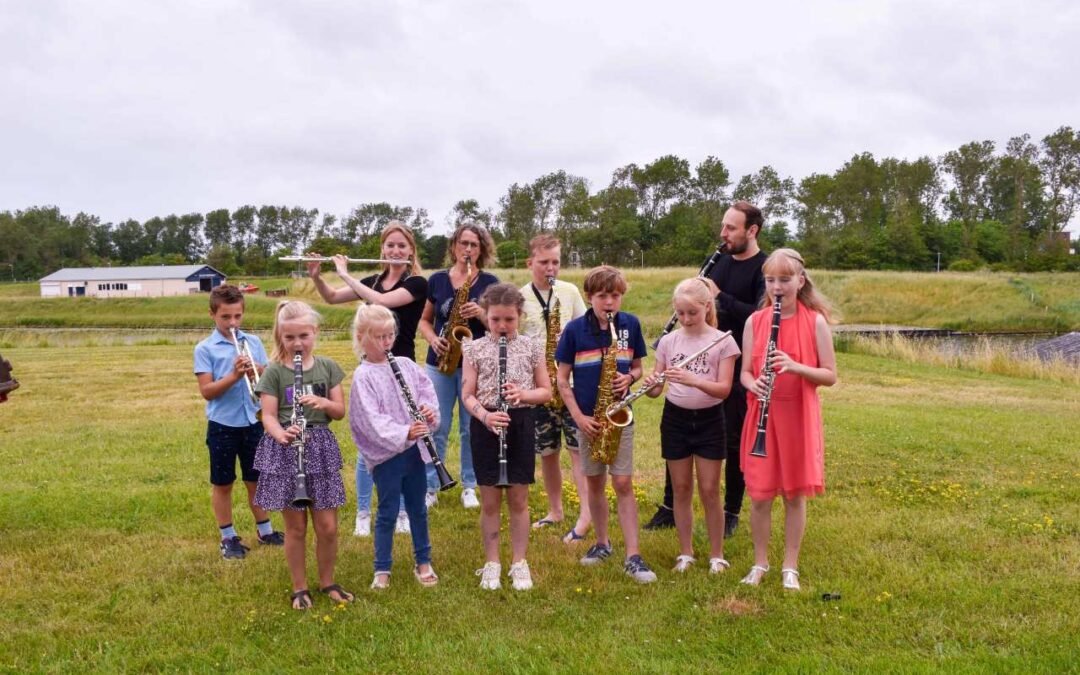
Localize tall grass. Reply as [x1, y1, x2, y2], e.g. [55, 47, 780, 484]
[837, 333, 1080, 386]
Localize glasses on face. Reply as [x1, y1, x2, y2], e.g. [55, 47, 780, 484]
[457, 240, 480, 249]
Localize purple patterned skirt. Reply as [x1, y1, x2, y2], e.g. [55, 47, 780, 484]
[254, 427, 346, 512]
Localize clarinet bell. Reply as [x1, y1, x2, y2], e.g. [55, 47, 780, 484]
[749, 429, 768, 458]
[291, 473, 314, 508]
[495, 463, 511, 489]
[434, 460, 458, 492]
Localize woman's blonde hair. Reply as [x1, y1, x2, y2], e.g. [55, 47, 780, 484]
[761, 248, 839, 324]
[270, 300, 322, 364]
[381, 220, 423, 276]
[673, 277, 719, 328]
[446, 221, 497, 269]
[352, 303, 397, 359]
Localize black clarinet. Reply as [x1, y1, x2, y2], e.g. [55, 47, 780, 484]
[750, 297, 783, 458]
[386, 351, 457, 491]
[290, 351, 314, 507]
[494, 335, 511, 488]
[652, 243, 727, 348]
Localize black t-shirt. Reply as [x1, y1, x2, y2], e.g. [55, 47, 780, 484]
[360, 271, 428, 361]
[708, 250, 767, 370]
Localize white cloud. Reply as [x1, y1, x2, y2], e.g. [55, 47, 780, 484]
[1, 0, 1077, 232]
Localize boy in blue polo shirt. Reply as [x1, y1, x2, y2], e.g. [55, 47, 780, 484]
[554, 265, 657, 583]
[194, 284, 284, 559]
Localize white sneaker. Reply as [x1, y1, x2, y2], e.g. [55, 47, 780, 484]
[425, 491, 438, 510]
[508, 560, 533, 591]
[461, 488, 479, 509]
[353, 511, 371, 537]
[672, 554, 695, 573]
[476, 561, 501, 590]
[395, 510, 411, 534]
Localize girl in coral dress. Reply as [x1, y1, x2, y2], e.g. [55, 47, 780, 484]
[738, 249, 837, 591]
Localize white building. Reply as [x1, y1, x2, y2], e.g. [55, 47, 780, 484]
[39, 265, 227, 298]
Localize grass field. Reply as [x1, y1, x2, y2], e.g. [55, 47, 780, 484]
[1, 336, 1078, 671]
[2, 269, 1079, 334]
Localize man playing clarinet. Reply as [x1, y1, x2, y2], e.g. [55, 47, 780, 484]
[645, 201, 767, 538]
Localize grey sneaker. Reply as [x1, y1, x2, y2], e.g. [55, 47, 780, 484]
[579, 542, 613, 566]
[624, 554, 657, 583]
[220, 536, 248, 560]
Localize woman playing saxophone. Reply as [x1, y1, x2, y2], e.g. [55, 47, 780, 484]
[417, 222, 500, 508]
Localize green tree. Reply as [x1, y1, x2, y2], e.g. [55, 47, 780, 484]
[941, 140, 995, 254]
[1039, 126, 1080, 234]
[205, 209, 232, 250]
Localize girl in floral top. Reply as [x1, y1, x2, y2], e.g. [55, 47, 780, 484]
[461, 283, 551, 591]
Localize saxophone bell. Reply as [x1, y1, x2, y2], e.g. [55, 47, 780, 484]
[436, 255, 473, 375]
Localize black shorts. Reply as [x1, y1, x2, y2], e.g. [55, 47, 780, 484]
[470, 408, 536, 486]
[207, 420, 263, 485]
[660, 400, 726, 461]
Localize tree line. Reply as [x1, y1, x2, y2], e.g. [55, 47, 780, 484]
[3, 126, 1078, 281]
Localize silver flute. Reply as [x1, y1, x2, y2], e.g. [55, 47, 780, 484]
[279, 256, 410, 265]
[605, 330, 732, 426]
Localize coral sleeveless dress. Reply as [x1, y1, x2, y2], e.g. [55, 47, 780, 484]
[740, 301, 825, 501]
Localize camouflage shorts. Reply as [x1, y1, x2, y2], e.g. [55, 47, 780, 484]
[534, 404, 579, 457]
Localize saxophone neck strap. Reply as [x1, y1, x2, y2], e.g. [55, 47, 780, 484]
[530, 283, 554, 321]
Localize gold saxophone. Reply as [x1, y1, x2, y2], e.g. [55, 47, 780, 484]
[590, 312, 624, 464]
[543, 276, 563, 411]
[436, 255, 473, 375]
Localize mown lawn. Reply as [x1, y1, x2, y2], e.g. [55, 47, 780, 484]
[1, 339, 1076, 672]
[2, 270, 1079, 334]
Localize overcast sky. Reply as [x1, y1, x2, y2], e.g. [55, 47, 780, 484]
[2, 0, 1078, 233]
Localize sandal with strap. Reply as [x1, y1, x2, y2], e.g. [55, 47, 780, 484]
[782, 568, 801, 591]
[290, 589, 313, 610]
[740, 564, 769, 586]
[414, 565, 439, 587]
[320, 583, 355, 603]
[562, 528, 586, 544]
[708, 557, 731, 574]
[370, 572, 390, 590]
[672, 554, 696, 572]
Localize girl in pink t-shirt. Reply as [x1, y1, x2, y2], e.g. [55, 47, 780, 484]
[645, 277, 740, 575]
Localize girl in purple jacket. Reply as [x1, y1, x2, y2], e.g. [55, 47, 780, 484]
[349, 304, 440, 589]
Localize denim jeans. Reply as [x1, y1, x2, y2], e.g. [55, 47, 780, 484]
[371, 445, 431, 572]
[356, 454, 405, 514]
[424, 365, 477, 490]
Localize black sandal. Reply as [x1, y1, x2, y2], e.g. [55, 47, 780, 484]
[291, 589, 313, 610]
[320, 583, 355, 603]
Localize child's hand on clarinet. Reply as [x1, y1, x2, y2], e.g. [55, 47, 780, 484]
[769, 349, 799, 375]
[278, 424, 302, 445]
[485, 410, 511, 431]
[418, 404, 436, 426]
[407, 420, 429, 440]
[748, 374, 769, 400]
[297, 393, 330, 410]
[501, 382, 523, 406]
